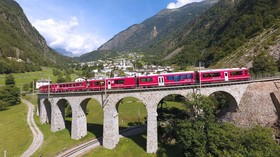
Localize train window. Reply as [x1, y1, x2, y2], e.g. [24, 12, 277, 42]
[147, 77, 152, 82]
[115, 79, 125, 84]
[140, 77, 153, 82]
[140, 78, 146, 82]
[245, 70, 248, 74]
[181, 75, 187, 79]
[186, 74, 193, 79]
[203, 73, 220, 78]
[230, 71, 243, 76]
[213, 73, 221, 77]
[167, 76, 174, 80]
[174, 75, 180, 81]
[203, 73, 210, 78]
[94, 81, 105, 85]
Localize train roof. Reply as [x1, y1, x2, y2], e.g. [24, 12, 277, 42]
[139, 71, 195, 77]
[199, 67, 248, 73]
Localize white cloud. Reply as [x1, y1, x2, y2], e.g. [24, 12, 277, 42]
[32, 17, 105, 56]
[167, 0, 204, 9]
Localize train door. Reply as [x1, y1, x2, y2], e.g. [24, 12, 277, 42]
[224, 72, 229, 81]
[107, 80, 112, 89]
[158, 76, 164, 86]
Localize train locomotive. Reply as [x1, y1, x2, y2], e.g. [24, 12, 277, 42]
[39, 68, 250, 93]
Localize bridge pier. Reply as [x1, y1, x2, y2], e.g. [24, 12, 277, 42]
[71, 100, 87, 140]
[39, 99, 47, 124]
[146, 102, 158, 153]
[36, 99, 40, 116]
[39, 99, 51, 124]
[51, 99, 66, 132]
[103, 98, 119, 149]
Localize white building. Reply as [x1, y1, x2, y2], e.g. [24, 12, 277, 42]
[75, 77, 86, 82]
[36, 80, 51, 89]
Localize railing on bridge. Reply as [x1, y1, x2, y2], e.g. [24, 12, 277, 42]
[37, 75, 280, 96]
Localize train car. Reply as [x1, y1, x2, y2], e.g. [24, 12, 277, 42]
[39, 85, 48, 93]
[38, 67, 250, 93]
[55, 81, 87, 92]
[138, 71, 196, 88]
[161, 71, 196, 86]
[39, 84, 58, 93]
[106, 77, 136, 89]
[88, 79, 106, 91]
[199, 68, 250, 84]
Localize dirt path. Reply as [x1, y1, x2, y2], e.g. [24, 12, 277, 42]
[21, 99, 44, 157]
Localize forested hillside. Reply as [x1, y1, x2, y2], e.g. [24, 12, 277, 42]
[80, 0, 280, 70]
[170, 0, 280, 68]
[0, 0, 73, 74]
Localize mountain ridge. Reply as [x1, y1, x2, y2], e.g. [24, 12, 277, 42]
[0, 0, 73, 73]
[84, 0, 280, 71]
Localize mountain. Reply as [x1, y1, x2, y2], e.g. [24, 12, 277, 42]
[54, 48, 74, 57]
[98, 0, 218, 53]
[0, 0, 73, 73]
[79, 0, 217, 62]
[80, 0, 280, 70]
[167, 0, 280, 68]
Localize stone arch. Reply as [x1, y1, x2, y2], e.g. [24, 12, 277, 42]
[115, 96, 148, 150]
[209, 91, 238, 118]
[157, 93, 189, 144]
[157, 93, 188, 107]
[80, 97, 104, 138]
[116, 96, 147, 127]
[56, 98, 68, 120]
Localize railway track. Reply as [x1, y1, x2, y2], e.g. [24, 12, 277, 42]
[56, 126, 146, 157]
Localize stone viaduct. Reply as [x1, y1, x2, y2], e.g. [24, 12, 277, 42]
[37, 82, 250, 153]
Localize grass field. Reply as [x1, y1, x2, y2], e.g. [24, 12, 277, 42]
[0, 103, 32, 157]
[30, 96, 150, 156]
[22, 94, 185, 156]
[0, 67, 77, 88]
[84, 133, 156, 157]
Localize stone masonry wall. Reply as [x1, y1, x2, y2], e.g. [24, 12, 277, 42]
[221, 81, 279, 127]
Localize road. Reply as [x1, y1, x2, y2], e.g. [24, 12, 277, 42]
[21, 99, 44, 157]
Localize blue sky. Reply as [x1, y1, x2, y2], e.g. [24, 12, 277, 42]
[15, 0, 204, 56]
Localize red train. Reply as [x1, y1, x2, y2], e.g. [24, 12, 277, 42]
[39, 68, 250, 93]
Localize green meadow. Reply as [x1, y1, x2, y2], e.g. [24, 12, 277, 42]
[0, 85, 187, 156]
[30, 96, 152, 156]
[0, 67, 77, 88]
[0, 103, 32, 157]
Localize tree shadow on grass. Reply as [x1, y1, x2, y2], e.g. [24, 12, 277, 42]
[0, 108, 9, 111]
[119, 126, 147, 151]
[65, 121, 104, 140]
[87, 123, 103, 138]
[126, 132, 147, 151]
[65, 119, 72, 136]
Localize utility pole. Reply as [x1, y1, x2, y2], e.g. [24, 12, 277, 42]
[104, 78, 106, 96]
[138, 107, 140, 126]
[33, 80, 35, 99]
[199, 61, 201, 94]
[48, 76, 50, 99]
